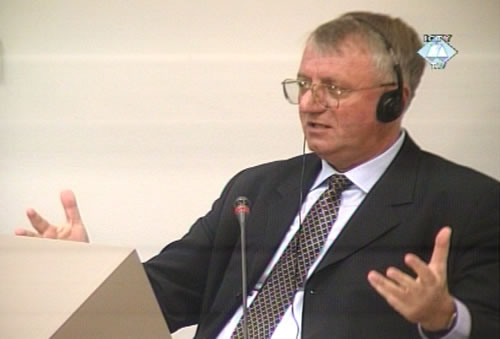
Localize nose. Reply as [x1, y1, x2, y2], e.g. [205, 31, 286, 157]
[299, 84, 331, 111]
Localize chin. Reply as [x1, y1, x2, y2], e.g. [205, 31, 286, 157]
[306, 136, 331, 151]
[306, 141, 345, 165]
[307, 143, 335, 159]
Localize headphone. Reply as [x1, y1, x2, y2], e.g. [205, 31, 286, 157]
[352, 17, 404, 123]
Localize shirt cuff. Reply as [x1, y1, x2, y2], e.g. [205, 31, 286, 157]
[418, 298, 471, 339]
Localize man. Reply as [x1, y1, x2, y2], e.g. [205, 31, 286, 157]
[16, 11, 499, 339]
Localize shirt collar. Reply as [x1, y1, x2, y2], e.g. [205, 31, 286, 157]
[311, 130, 406, 193]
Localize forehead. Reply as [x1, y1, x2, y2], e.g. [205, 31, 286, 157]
[298, 40, 379, 85]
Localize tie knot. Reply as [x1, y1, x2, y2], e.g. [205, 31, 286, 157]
[327, 174, 352, 194]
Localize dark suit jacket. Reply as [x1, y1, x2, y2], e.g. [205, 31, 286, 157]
[144, 135, 499, 339]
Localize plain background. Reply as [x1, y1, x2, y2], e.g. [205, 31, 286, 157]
[1, 1, 499, 338]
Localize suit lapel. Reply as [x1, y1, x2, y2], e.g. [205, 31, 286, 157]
[315, 136, 421, 272]
[247, 154, 322, 285]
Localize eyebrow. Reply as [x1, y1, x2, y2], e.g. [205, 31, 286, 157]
[296, 73, 309, 80]
[296, 73, 342, 85]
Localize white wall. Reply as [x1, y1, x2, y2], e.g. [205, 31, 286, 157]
[1, 1, 499, 338]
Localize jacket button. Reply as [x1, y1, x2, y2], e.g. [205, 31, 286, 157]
[308, 288, 316, 295]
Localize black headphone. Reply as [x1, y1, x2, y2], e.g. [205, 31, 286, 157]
[353, 17, 404, 123]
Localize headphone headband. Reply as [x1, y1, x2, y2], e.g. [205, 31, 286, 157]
[351, 16, 404, 123]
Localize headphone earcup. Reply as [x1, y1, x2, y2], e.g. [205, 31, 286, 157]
[376, 89, 403, 123]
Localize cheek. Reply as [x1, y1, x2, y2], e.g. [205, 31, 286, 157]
[341, 101, 378, 126]
[334, 108, 380, 141]
[334, 108, 361, 131]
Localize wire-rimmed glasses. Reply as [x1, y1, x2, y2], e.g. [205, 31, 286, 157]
[281, 78, 396, 108]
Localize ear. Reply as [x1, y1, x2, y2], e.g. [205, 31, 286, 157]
[400, 85, 411, 114]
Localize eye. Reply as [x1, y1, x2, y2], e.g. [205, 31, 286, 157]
[325, 84, 344, 97]
[297, 80, 309, 88]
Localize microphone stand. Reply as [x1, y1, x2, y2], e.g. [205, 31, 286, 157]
[234, 197, 250, 339]
[239, 214, 249, 339]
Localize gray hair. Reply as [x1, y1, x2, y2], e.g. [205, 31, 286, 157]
[308, 11, 425, 103]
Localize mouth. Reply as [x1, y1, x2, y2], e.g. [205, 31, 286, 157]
[307, 122, 331, 129]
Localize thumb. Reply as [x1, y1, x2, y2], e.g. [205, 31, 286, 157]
[60, 190, 83, 224]
[430, 226, 452, 275]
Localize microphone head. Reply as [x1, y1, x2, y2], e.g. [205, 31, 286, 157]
[233, 196, 250, 216]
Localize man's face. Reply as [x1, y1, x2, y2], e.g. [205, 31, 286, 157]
[298, 39, 402, 171]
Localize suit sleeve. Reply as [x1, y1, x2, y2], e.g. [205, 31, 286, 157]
[449, 181, 499, 338]
[142, 170, 244, 332]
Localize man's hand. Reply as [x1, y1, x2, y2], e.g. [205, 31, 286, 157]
[15, 190, 89, 243]
[367, 227, 455, 331]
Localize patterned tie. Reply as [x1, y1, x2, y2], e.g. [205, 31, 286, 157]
[231, 174, 352, 339]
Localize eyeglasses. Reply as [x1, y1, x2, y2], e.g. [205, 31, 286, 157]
[281, 78, 396, 107]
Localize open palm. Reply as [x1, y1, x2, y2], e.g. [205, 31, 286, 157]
[15, 190, 89, 242]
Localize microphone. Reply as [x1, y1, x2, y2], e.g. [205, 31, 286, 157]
[234, 196, 250, 225]
[233, 196, 250, 339]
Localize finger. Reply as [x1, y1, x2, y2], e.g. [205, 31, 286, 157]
[429, 226, 452, 275]
[26, 208, 51, 234]
[60, 190, 82, 224]
[14, 227, 41, 237]
[368, 270, 415, 318]
[368, 270, 407, 299]
[404, 253, 436, 284]
[386, 266, 416, 289]
[57, 225, 72, 238]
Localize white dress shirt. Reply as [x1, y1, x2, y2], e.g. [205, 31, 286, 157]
[217, 131, 470, 339]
